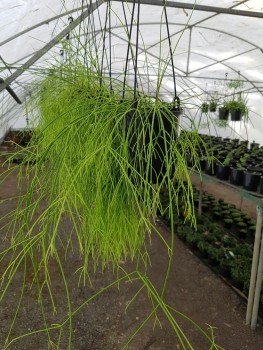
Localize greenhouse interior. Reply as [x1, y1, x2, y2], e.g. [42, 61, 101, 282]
[1, 0, 263, 349]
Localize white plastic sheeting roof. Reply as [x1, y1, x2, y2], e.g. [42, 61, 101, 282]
[0, 0, 263, 142]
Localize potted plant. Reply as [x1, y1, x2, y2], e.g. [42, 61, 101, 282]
[209, 100, 218, 112]
[218, 105, 229, 120]
[230, 256, 251, 291]
[225, 98, 248, 121]
[243, 170, 261, 191]
[230, 163, 245, 186]
[216, 151, 234, 180]
[224, 218, 233, 229]
[201, 102, 209, 113]
[225, 79, 249, 122]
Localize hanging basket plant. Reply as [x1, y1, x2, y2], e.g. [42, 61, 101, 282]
[0, 2, 222, 349]
[225, 79, 249, 122]
[201, 102, 209, 113]
[218, 106, 229, 120]
[225, 99, 248, 121]
[209, 100, 218, 112]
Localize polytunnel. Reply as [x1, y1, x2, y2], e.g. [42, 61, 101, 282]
[1, 0, 263, 141]
[1, 1, 263, 349]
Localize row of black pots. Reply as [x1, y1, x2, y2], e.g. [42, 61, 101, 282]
[230, 168, 263, 192]
[204, 161, 263, 193]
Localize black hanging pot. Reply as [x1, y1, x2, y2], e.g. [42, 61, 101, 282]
[201, 103, 209, 113]
[209, 101, 217, 112]
[243, 171, 261, 191]
[216, 164, 230, 180]
[230, 109, 242, 121]
[126, 100, 179, 184]
[230, 167, 244, 186]
[218, 107, 229, 120]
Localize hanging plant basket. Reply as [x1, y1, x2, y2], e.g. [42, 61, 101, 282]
[201, 103, 209, 113]
[209, 101, 217, 112]
[126, 101, 179, 184]
[218, 107, 229, 120]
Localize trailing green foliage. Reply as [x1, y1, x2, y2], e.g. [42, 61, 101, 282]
[0, 61, 220, 349]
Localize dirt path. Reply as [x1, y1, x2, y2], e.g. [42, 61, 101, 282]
[1, 165, 263, 350]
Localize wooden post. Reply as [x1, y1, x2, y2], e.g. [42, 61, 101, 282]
[246, 205, 263, 326]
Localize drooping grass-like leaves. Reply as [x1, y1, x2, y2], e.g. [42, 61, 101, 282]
[7, 64, 211, 273]
[0, 2, 221, 347]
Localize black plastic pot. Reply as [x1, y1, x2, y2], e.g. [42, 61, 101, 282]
[238, 229, 247, 239]
[212, 212, 221, 220]
[224, 219, 232, 230]
[209, 102, 217, 112]
[260, 176, 263, 195]
[230, 167, 244, 186]
[231, 138, 240, 146]
[230, 109, 242, 121]
[240, 140, 249, 148]
[243, 171, 261, 191]
[201, 103, 209, 113]
[250, 142, 260, 151]
[126, 104, 178, 184]
[216, 164, 230, 180]
[205, 161, 216, 176]
[218, 108, 229, 120]
[200, 159, 206, 171]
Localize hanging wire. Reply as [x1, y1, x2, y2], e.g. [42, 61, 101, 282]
[95, 0, 110, 73]
[133, 0, 141, 101]
[163, 1, 177, 103]
[109, 1, 112, 90]
[100, 1, 109, 84]
[90, 3, 100, 71]
[122, 0, 136, 99]
[224, 72, 228, 98]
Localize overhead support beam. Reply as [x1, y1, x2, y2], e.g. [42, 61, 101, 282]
[0, 6, 90, 48]
[115, 0, 263, 19]
[0, 77, 22, 104]
[0, 0, 103, 94]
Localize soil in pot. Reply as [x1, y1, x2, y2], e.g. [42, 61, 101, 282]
[230, 167, 244, 186]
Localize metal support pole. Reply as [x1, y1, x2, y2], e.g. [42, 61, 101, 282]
[0, 0, 103, 94]
[246, 205, 263, 326]
[114, 0, 263, 19]
[251, 216, 263, 329]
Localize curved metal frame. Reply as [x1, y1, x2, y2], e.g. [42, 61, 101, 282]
[1, 0, 263, 100]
